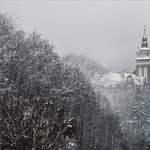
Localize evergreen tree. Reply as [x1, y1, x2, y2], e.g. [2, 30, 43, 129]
[146, 81, 150, 116]
[130, 87, 146, 127]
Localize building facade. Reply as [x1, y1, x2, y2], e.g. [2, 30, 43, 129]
[136, 27, 150, 83]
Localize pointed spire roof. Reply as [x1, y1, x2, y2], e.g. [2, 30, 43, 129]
[142, 25, 148, 48]
[143, 25, 146, 36]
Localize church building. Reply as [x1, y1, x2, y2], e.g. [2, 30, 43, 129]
[136, 27, 150, 83]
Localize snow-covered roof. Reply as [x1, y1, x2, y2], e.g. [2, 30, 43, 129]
[100, 73, 123, 87]
[131, 74, 145, 86]
[99, 72, 145, 88]
[139, 47, 150, 51]
[136, 56, 150, 60]
[121, 73, 145, 86]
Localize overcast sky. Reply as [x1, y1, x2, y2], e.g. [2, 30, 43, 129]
[1, 0, 150, 72]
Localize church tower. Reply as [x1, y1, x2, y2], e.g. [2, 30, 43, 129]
[136, 26, 150, 83]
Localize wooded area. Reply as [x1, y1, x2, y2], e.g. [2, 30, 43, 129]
[0, 13, 150, 150]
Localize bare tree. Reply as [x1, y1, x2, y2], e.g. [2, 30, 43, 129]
[0, 95, 76, 150]
[63, 54, 108, 87]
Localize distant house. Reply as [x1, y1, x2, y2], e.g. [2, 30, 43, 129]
[98, 27, 150, 110]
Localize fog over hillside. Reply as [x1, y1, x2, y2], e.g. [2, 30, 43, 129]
[1, 1, 150, 72]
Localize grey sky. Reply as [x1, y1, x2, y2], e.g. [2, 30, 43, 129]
[1, 0, 150, 72]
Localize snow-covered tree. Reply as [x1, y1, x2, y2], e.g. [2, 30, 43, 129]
[146, 81, 150, 117]
[127, 87, 148, 146]
[0, 13, 124, 150]
[0, 95, 76, 150]
[63, 54, 108, 87]
[130, 88, 146, 127]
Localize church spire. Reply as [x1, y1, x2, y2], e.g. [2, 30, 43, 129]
[142, 25, 148, 48]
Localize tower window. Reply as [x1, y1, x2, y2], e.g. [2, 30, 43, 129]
[139, 67, 142, 77]
[144, 67, 147, 79]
